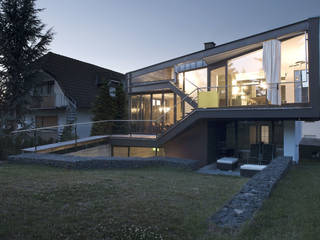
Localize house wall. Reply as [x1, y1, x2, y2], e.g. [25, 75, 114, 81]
[163, 119, 208, 166]
[75, 109, 93, 138]
[284, 120, 302, 163]
[302, 120, 320, 138]
[53, 80, 69, 107]
[25, 110, 66, 128]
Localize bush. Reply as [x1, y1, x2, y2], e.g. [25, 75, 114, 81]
[0, 131, 55, 160]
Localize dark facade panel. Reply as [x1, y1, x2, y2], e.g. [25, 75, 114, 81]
[163, 119, 208, 166]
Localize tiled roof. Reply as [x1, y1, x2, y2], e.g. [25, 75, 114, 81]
[37, 52, 124, 109]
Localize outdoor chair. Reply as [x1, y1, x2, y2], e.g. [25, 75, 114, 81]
[248, 144, 260, 164]
[261, 144, 274, 165]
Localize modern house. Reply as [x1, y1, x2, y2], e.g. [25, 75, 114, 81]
[111, 17, 320, 165]
[25, 52, 124, 140]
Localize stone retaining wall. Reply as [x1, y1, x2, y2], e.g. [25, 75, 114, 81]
[211, 156, 292, 229]
[8, 153, 199, 170]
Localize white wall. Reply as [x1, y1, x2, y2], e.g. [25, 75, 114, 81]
[53, 81, 69, 107]
[75, 110, 93, 138]
[283, 120, 302, 163]
[302, 120, 320, 138]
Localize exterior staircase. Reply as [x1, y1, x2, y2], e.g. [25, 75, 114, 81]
[131, 80, 198, 108]
[58, 98, 77, 141]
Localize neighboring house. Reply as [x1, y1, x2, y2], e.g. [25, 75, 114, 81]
[110, 17, 320, 165]
[25, 52, 124, 140]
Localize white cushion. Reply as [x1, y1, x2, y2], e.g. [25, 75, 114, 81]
[240, 164, 267, 171]
[217, 157, 238, 164]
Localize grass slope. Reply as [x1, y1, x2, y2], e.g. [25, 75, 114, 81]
[0, 164, 246, 240]
[204, 162, 320, 240]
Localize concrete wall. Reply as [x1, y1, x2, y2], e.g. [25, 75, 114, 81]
[284, 120, 302, 163]
[163, 119, 208, 166]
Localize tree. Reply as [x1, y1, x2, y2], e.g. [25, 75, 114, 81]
[91, 81, 127, 136]
[0, 0, 53, 130]
[112, 83, 127, 134]
[91, 81, 116, 136]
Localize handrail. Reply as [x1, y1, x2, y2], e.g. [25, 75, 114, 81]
[154, 87, 199, 123]
[203, 80, 308, 89]
[11, 119, 157, 134]
[184, 77, 204, 92]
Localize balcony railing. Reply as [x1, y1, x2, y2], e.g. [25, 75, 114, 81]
[196, 81, 309, 108]
[30, 94, 70, 109]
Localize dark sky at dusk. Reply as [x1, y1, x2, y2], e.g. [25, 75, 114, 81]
[37, 0, 320, 73]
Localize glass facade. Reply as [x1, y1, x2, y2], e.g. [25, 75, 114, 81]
[163, 93, 174, 127]
[210, 66, 226, 107]
[130, 33, 310, 126]
[280, 34, 308, 103]
[176, 95, 183, 121]
[130, 92, 180, 132]
[228, 49, 266, 106]
[152, 93, 162, 122]
[184, 68, 207, 100]
[112, 146, 164, 157]
[112, 146, 129, 157]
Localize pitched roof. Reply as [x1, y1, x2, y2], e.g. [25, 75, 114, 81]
[37, 52, 125, 109]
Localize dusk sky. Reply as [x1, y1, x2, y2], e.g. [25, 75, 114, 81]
[37, 0, 320, 74]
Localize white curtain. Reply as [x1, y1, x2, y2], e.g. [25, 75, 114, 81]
[263, 39, 281, 105]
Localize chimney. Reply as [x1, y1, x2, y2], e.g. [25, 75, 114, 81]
[204, 42, 216, 50]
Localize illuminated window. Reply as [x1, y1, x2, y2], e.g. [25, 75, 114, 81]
[261, 125, 269, 144]
[228, 49, 266, 106]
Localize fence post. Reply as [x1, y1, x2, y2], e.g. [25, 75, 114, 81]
[34, 129, 37, 152]
[74, 124, 77, 147]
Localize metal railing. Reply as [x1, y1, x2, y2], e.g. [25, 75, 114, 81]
[193, 80, 309, 107]
[10, 119, 160, 152]
[30, 94, 70, 109]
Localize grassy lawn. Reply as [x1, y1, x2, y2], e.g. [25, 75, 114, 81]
[0, 164, 246, 240]
[204, 162, 320, 240]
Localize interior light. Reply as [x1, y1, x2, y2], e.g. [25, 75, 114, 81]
[232, 86, 240, 95]
[260, 82, 267, 89]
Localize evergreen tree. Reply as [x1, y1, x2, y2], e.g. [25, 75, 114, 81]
[91, 81, 116, 136]
[0, 0, 53, 130]
[113, 83, 127, 133]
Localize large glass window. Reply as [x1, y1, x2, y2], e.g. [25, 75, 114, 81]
[176, 95, 183, 121]
[113, 146, 129, 157]
[228, 49, 266, 106]
[163, 93, 174, 127]
[141, 95, 151, 131]
[131, 95, 140, 120]
[151, 94, 162, 121]
[184, 68, 207, 100]
[281, 34, 308, 104]
[131, 67, 174, 83]
[130, 147, 155, 158]
[210, 66, 226, 107]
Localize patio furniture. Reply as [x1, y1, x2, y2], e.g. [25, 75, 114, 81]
[261, 144, 274, 165]
[217, 157, 239, 171]
[240, 164, 267, 177]
[248, 144, 260, 164]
